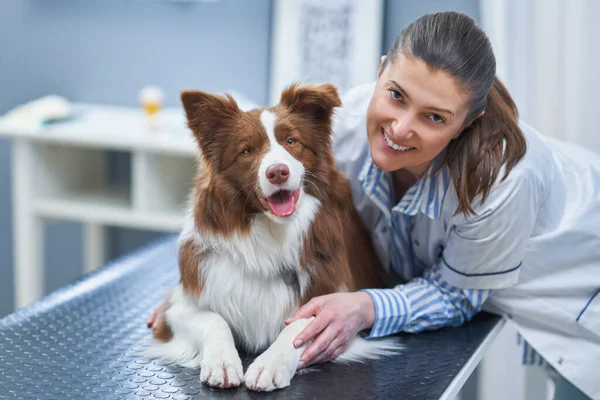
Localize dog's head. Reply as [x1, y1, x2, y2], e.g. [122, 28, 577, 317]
[181, 82, 341, 224]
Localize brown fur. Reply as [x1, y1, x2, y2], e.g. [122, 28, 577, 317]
[179, 240, 209, 298]
[298, 166, 386, 304]
[151, 240, 209, 342]
[181, 90, 273, 237]
[151, 296, 173, 342]
[275, 83, 386, 299]
[153, 82, 388, 340]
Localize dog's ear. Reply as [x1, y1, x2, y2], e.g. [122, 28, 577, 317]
[279, 82, 342, 126]
[180, 90, 240, 160]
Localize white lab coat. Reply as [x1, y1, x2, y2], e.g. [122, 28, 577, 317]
[332, 82, 600, 399]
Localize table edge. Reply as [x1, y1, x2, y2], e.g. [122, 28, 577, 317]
[438, 316, 507, 400]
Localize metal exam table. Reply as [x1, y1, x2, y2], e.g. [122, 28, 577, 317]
[0, 236, 504, 400]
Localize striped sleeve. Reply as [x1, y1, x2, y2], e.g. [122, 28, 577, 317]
[361, 263, 493, 337]
[517, 334, 547, 365]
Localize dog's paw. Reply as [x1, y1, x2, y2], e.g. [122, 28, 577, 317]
[200, 352, 243, 389]
[244, 354, 295, 392]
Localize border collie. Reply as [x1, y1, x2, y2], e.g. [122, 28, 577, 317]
[145, 83, 399, 392]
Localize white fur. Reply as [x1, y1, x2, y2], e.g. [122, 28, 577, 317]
[258, 110, 306, 224]
[244, 318, 312, 391]
[144, 190, 321, 388]
[333, 336, 403, 364]
[179, 189, 320, 282]
[194, 191, 318, 352]
[142, 285, 244, 387]
[242, 316, 401, 391]
[144, 110, 402, 391]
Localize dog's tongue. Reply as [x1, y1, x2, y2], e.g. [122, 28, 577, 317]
[268, 191, 295, 217]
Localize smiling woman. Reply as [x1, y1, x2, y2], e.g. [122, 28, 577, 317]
[145, 10, 599, 399]
[365, 22, 525, 214]
[366, 55, 469, 182]
[284, 11, 600, 400]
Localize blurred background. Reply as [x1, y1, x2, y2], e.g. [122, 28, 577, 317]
[0, 1, 598, 399]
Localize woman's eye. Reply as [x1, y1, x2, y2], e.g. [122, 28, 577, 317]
[389, 89, 403, 101]
[286, 138, 297, 146]
[428, 114, 445, 124]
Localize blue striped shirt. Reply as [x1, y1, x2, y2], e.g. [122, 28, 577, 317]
[358, 154, 493, 337]
[358, 154, 546, 365]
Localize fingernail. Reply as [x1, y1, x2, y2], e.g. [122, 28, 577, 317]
[294, 339, 303, 348]
[298, 361, 305, 369]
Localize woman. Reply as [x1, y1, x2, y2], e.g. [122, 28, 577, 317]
[284, 11, 599, 400]
[148, 11, 599, 398]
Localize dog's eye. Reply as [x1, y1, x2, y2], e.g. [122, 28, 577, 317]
[286, 138, 297, 146]
[242, 148, 253, 155]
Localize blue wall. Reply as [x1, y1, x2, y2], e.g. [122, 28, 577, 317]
[0, 0, 479, 317]
[0, 0, 273, 316]
[384, 0, 480, 49]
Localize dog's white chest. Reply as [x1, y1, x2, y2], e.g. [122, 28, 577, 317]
[198, 256, 300, 353]
[181, 193, 319, 353]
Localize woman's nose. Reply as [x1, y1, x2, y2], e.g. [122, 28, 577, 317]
[390, 113, 415, 140]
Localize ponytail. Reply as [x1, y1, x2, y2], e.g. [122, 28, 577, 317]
[391, 12, 527, 215]
[440, 77, 527, 215]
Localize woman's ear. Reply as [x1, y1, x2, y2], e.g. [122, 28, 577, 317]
[454, 111, 485, 139]
[464, 111, 485, 129]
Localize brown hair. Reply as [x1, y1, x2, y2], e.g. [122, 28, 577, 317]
[385, 11, 526, 215]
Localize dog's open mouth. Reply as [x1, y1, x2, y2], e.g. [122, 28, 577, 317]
[259, 188, 301, 218]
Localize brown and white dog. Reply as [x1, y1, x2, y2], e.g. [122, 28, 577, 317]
[144, 83, 400, 392]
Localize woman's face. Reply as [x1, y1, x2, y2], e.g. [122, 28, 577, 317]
[366, 54, 474, 179]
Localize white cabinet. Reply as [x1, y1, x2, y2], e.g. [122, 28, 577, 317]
[0, 103, 198, 309]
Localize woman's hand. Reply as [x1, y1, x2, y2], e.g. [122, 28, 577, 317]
[285, 292, 375, 368]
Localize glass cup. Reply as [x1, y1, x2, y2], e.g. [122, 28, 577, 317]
[138, 85, 164, 129]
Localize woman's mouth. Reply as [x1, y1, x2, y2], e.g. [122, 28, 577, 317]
[382, 128, 415, 152]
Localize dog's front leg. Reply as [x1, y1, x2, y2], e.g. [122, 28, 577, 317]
[197, 312, 244, 388]
[244, 318, 312, 392]
[164, 288, 244, 388]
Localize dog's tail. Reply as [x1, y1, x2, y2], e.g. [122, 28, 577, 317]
[333, 336, 403, 364]
[140, 285, 204, 368]
[141, 336, 202, 368]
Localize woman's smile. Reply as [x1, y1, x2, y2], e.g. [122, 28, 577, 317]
[381, 128, 416, 152]
[366, 54, 470, 179]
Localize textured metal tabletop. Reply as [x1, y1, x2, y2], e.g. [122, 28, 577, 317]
[0, 236, 502, 400]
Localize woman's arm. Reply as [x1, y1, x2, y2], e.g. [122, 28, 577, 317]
[287, 263, 492, 367]
[362, 262, 492, 337]
[290, 169, 541, 366]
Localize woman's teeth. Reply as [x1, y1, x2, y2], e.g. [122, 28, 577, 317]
[383, 130, 414, 151]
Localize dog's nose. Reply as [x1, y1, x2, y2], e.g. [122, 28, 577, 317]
[266, 163, 289, 184]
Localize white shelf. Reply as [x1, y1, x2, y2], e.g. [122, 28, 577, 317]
[34, 196, 183, 231]
[0, 101, 200, 308]
[133, 152, 196, 214]
[37, 185, 131, 211]
[25, 143, 191, 231]
[0, 103, 198, 156]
